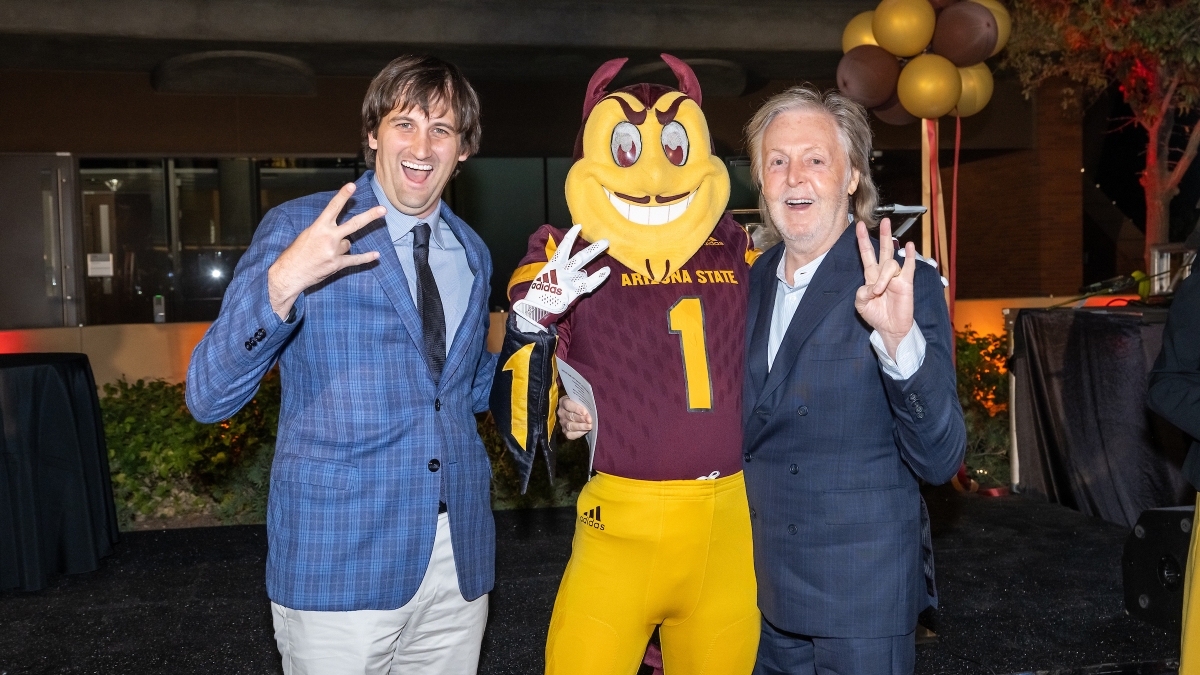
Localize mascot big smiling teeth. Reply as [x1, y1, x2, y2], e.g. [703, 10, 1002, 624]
[492, 54, 761, 675]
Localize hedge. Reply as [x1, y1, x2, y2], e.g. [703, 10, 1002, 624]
[100, 330, 1010, 529]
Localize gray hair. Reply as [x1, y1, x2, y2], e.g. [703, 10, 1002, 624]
[744, 85, 878, 242]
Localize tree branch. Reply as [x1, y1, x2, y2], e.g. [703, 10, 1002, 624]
[1141, 72, 1182, 137]
[1163, 73, 1181, 112]
[1166, 119, 1200, 192]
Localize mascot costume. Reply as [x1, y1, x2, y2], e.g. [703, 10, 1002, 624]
[491, 54, 760, 674]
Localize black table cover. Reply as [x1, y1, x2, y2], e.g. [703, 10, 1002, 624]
[1011, 308, 1192, 527]
[0, 353, 120, 591]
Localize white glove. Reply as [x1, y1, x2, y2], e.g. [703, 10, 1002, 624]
[513, 224, 611, 333]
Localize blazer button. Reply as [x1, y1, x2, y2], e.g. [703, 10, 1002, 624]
[743, 453, 752, 463]
[789, 464, 798, 474]
[435, 398, 442, 411]
[428, 459, 441, 472]
[797, 406, 809, 416]
[788, 524, 797, 535]
[750, 507, 756, 518]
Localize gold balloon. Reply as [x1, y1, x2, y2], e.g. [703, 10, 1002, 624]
[872, 0, 937, 58]
[954, 63, 994, 117]
[969, 0, 1011, 56]
[842, 11, 879, 53]
[897, 54, 963, 119]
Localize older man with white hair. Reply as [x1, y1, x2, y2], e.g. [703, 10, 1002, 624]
[739, 85, 966, 675]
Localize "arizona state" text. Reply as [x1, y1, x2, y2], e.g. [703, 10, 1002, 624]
[620, 270, 739, 286]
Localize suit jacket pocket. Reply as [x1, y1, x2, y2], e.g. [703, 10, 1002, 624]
[822, 486, 917, 524]
[273, 455, 359, 491]
[806, 342, 867, 361]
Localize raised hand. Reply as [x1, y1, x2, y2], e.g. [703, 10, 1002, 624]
[268, 183, 385, 319]
[854, 217, 916, 358]
[513, 224, 611, 333]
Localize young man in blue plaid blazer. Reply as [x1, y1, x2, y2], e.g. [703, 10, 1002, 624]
[187, 55, 498, 674]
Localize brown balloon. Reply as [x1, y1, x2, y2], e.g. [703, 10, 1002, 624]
[970, 0, 1012, 56]
[932, 1, 998, 66]
[837, 45, 901, 109]
[928, 0, 957, 9]
[873, 93, 919, 126]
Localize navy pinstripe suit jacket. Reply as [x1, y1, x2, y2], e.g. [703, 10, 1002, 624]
[743, 225, 966, 638]
[187, 171, 498, 611]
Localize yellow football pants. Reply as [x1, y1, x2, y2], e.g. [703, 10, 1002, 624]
[545, 471, 760, 675]
[1183, 493, 1200, 673]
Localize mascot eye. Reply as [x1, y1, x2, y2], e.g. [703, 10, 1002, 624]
[661, 121, 689, 166]
[610, 122, 642, 167]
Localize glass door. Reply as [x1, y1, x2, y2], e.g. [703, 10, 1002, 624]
[0, 154, 80, 329]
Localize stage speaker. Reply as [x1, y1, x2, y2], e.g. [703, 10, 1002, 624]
[1123, 506, 1195, 631]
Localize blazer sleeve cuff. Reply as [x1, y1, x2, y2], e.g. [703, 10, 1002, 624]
[238, 272, 305, 362]
[882, 348, 953, 420]
[870, 324, 927, 381]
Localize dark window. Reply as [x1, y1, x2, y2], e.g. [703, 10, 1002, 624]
[80, 157, 363, 324]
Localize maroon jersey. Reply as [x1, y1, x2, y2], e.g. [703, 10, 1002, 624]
[509, 214, 754, 481]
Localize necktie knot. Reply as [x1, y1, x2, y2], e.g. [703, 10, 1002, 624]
[413, 222, 431, 249]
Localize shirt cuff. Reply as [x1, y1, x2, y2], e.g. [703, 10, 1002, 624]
[870, 324, 927, 381]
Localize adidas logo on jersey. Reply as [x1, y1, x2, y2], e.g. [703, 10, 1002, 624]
[579, 506, 605, 530]
[529, 270, 564, 295]
[704, 237, 724, 246]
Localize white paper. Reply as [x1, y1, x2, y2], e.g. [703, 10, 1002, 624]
[555, 356, 598, 474]
[87, 253, 113, 277]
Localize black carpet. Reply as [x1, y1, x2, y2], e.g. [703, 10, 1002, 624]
[0, 488, 1181, 674]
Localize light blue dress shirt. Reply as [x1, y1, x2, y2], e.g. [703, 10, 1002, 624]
[370, 177, 474, 353]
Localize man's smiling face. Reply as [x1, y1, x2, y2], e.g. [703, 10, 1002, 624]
[369, 98, 468, 220]
[761, 108, 860, 255]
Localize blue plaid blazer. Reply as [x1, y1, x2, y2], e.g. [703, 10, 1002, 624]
[743, 225, 966, 638]
[187, 171, 498, 611]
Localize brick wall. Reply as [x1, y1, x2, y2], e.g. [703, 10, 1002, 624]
[951, 79, 1083, 298]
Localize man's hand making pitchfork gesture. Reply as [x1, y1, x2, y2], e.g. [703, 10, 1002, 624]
[854, 216, 917, 360]
[268, 183, 387, 320]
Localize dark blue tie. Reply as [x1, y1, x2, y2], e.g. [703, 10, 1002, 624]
[412, 223, 446, 382]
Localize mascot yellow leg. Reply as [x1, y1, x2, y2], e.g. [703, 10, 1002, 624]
[545, 472, 759, 675]
[1183, 493, 1200, 672]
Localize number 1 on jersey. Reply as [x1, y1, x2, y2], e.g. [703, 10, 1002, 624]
[668, 297, 713, 411]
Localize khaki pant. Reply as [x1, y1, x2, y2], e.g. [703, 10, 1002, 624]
[272, 512, 488, 675]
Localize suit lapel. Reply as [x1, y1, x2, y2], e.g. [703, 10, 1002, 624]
[745, 243, 781, 398]
[753, 226, 862, 410]
[436, 206, 487, 389]
[346, 173, 430, 371]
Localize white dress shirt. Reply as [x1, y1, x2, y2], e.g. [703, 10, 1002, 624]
[768, 251, 926, 380]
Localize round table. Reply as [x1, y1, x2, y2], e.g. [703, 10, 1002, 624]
[0, 353, 120, 591]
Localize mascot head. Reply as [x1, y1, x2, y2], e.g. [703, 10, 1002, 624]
[567, 54, 730, 280]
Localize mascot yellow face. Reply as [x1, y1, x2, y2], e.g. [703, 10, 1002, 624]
[566, 55, 730, 280]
